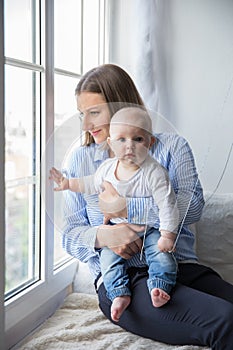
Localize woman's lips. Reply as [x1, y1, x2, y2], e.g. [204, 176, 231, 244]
[91, 130, 101, 137]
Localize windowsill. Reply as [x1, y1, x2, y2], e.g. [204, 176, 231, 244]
[5, 259, 78, 349]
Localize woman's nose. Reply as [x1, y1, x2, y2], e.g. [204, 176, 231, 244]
[81, 114, 93, 131]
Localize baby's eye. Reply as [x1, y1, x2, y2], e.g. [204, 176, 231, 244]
[79, 112, 84, 119]
[118, 138, 126, 142]
[133, 137, 144, 142]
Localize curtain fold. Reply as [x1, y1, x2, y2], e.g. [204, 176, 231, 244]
[133, 0, 159, 112]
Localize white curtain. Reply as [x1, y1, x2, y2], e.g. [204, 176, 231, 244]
[108, 0, 233, 192]
[132, 0, 159, 112]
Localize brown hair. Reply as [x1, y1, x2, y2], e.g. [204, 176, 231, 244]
[75, 64, 145, 146]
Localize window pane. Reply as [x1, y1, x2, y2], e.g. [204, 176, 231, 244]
[5, 184, 39, 296]
[53, 74, 81, 267]
[54, 74, 78, 127]
[54, 0, 82, 73]
[83, 0, 100, 72]
[4, 0, 40, 63]
[5, 66, 40, 298]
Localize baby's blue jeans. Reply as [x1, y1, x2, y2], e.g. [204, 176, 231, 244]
[100, 227, 177, 301]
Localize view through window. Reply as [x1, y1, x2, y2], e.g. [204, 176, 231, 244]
[4, 0, 106, 299]
[4, 0, 41, 299]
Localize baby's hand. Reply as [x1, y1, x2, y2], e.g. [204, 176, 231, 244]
[103, 216, 110, 225]
[49, 167, 69, 191]
[157, 236, 175, 253]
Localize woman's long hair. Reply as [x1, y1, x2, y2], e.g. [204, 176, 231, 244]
[75, 64, 145, 146]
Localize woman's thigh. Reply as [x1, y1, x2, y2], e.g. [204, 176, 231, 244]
[97, 268, 233, 348]
[177, 263, 233, 304]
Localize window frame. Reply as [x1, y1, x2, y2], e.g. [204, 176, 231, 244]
[2, 0, 108, 348]
[4, 1, 77, 347]
[0, 0, 5, 346]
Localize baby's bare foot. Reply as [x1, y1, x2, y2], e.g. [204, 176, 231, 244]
[111, 296, 131, 322]
[151, 288, 170, 307]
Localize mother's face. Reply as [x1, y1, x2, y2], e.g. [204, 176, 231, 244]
[77, 92, 111, 144]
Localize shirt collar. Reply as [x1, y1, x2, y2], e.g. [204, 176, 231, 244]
[94, 143, 109, 162]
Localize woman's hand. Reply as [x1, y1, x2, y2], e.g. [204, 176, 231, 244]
[99, 181, 127, 219]
[96, 223, 144, 259]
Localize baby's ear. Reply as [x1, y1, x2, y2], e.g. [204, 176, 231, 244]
[150, 136, 156, 147]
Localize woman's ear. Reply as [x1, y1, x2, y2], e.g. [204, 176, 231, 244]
[107, 137, 116, 157]
[107, 136, 111, 146]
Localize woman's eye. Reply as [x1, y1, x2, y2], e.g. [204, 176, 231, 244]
[90, 110, 99, 116]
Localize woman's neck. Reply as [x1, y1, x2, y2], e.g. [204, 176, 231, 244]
[108, 148, 115, 158]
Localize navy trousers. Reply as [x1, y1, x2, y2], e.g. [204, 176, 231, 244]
[97, 263, 233, 349]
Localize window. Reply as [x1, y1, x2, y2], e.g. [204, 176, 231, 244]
[2, 0, 107, 348]
[4, 0, 41, 301]
[0, 0, 5, 345]
[53, 0, 106, 266]
[5, 65, 41, 298]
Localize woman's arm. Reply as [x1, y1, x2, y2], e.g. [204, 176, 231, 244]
[62, 189, 144, 260]
[96, 223, 144, 259]
[161, 134, 205, 225]
[61, 147, 144, 263]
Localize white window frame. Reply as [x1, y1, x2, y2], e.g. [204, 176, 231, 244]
[1, 1, 108, 348]
[0, 0, 5, 346]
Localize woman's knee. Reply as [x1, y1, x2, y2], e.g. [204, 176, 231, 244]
[210, 302, 233, 349]
[219, 300, 233, 324]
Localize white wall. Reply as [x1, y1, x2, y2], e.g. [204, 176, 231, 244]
[108, 0, 233, 193]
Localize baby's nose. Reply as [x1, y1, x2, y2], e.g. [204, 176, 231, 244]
[126, 139, 135, 148]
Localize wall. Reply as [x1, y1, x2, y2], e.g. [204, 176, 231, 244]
[108, 0, 233, 193]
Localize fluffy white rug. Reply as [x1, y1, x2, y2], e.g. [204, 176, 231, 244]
[19, 293, 210, 350]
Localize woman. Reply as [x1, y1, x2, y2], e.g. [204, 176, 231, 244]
[62, 63, 233, 349]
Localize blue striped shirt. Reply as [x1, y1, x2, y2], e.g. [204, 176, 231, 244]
[62, 133, 205, 279]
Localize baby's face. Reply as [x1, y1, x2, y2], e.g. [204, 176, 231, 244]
[108, 123, 153, 166]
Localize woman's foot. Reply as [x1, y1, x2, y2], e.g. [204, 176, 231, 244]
[111, 295, 131, 322]
[151, 288, 170, 307]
